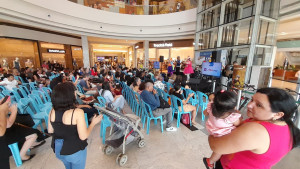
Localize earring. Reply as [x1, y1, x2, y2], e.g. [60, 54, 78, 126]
[272, 117, 277, 121]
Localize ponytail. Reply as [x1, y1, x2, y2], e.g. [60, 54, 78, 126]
[283, 110, 300, 148]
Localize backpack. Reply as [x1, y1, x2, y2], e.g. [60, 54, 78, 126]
[158, 96, 170, 109]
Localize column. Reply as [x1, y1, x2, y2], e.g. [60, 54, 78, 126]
[244, 0, 263, 83]
[133, 46, 137, 68]
[144, 40, 149, 69]
[144, 0, 149, 15]
[77, 0, 84, 5]
[81, 35, 90, 68]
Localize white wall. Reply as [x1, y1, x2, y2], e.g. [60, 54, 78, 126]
[0, 25, 82, 46]
[0, 0, 197, 40]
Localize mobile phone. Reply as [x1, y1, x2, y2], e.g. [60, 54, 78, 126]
[1, 96, 10, 105]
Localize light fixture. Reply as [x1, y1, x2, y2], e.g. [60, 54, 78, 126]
[93, 49, 128, 52]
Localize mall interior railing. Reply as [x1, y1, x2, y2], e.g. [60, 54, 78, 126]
[69, 0, 198, 15]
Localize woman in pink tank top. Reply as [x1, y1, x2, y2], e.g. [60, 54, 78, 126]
[208, 88, 300, 169]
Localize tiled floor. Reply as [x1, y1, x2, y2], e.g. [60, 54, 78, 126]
[9, 80, 300, 169]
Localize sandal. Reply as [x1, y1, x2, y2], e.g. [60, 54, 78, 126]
[22, 154, 35, 162]
[30, 140, 46, 150]
[203, 157, 214, 169]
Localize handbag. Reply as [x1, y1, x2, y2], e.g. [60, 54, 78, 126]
[182, 114, 190, 125]
[15, 114, 35, 127]
[158, 96, 170, 109]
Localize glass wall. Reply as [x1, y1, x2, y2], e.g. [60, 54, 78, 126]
[220, 18, 254, 47]
[200, 0, 222, 11]
[223, 0, 255, 24]
[252, 47, 273, 66]
[261, 0, 280, 19]
[256, 19, 276, 45]
[199, 28, 218, 49]
[199, 6, 221, 31]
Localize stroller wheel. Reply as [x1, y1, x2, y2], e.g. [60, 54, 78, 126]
[138, 139, 146, 148]
[103, 145, 114, 155]
[116, 153, 128, 166]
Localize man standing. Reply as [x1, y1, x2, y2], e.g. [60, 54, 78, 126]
[140, 82, 177, 132]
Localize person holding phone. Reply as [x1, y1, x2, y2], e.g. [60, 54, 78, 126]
[0, 97, 11, 169]
[48, 82, 103, 169]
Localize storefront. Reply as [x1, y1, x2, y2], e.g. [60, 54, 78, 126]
[39, 42, 83, 69]
[0, 38, 40, 70]
[0, 38, 83, 70]
[135, 39, 194, 70]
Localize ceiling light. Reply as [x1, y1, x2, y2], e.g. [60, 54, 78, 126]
[93, 49, 127, 52]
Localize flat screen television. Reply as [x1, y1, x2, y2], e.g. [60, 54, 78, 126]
[201, 62, 222, 77]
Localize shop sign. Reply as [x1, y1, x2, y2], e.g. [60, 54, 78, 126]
[47, 49, 66, 53]
[153, 43, 173, 48]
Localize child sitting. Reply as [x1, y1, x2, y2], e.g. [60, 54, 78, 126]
[203, 90, 242, 169]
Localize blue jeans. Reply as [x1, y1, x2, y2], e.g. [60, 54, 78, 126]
[55, 139, 87, 169]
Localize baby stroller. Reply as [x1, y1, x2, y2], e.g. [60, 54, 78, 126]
[94, 105, 145, 166]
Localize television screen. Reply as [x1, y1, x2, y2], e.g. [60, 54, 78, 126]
[202, 62, 222, 77]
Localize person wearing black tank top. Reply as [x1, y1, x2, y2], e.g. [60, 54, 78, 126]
[48, 82, 102, 169]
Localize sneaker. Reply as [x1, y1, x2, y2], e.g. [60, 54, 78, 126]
[166, 126, 177, 132]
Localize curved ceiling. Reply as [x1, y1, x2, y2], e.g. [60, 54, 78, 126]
[0, 0, 197, 40]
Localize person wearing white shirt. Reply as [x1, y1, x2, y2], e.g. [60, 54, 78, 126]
[0, 74, 18, 91]
[154, 75, 166, 91]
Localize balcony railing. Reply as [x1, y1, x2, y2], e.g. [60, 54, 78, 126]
[69, 0, 198, 15]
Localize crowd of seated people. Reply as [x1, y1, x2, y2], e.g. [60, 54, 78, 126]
[1, 61, 300, 169]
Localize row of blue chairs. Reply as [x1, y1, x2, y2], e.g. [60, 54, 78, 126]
[118, 80, 209, 134]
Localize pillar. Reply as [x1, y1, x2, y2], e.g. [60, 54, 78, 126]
[144, 40, 149, 69]
[133, 46, 137, 68]
[81, 35, 90, 68]
[144, 0, 149, 15]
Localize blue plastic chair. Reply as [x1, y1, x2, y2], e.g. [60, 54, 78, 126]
[94, 102, 111, 144]
[171, 95, 192, 128]
[28, 94, 52, 116]
[142, 101, 164, 135]
[9, 142, 22, 167]
[18, 98, 48, 131]
[31, 90, 51, 104]
[2, 90, 21, 102]
[185, 89, 198, 106]
[84, 113, 89, 127]
[196, 91, 208, 121]
[41, 87, 52, 102]
[166, 82, 173, 92]
[29, 82, 38, 91]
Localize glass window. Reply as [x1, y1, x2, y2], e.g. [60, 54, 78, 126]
[253, 47, 273, 66]
[256, 19, 276, 45]
[201, 0, 222, 11]
[199, 29, 218, 49]
[220, 18, 254, 47]
[199, 7, 221, 31]
[261, 0, 280, 19]
[223, 0, 255, 24]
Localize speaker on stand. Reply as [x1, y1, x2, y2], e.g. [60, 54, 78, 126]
[159, 56, 164, 73]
